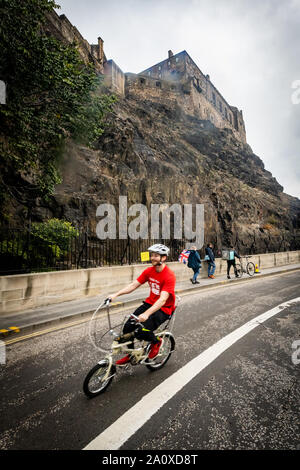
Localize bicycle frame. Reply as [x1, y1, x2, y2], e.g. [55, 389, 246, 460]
[92, 295, 181, 373]
[239, 258, 246, 274]
[236, 256, 254, 278]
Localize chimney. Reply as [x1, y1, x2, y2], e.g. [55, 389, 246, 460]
[168, 50, 174, 58]
[98, 37, 104, 63]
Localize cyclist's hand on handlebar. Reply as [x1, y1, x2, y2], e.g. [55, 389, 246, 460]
[104, 297, 113, 305]
[138, 313, 149, 323]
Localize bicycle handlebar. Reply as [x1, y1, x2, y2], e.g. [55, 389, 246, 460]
[130, 313, 140, 322]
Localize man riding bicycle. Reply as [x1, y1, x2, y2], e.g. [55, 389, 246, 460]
[106, 244, 176, 365]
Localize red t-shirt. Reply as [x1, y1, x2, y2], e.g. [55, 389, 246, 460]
[136, 265, 176, 315]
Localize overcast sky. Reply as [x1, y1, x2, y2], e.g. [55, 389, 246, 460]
[55, 0, 300, 198]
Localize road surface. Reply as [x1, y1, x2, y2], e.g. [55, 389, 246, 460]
[0, 270, 299, 450]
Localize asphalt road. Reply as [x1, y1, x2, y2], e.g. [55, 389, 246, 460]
[0, 270, 299, 450]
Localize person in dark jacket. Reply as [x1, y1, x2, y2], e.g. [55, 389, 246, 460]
[227, 245, 241, 279]
[187, 246, 202, 284]
[205, 243, 216, 279]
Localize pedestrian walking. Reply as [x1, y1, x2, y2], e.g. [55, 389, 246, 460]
[205, 243, 216, 279]
[227, 245, 241, 279]
[187, 246, 202, 284]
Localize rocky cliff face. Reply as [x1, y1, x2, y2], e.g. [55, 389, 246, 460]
[31, 91, 300, 254]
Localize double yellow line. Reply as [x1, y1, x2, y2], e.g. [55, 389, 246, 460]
[3, 301, 132, 346]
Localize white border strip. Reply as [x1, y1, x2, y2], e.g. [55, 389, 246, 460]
[83, 297, 300, 450]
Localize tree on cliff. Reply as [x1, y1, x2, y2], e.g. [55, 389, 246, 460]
[0, 0, 116, 223]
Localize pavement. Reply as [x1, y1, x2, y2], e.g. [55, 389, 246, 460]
[1, 263, 300, 340]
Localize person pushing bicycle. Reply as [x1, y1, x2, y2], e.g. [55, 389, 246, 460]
[106, 244, 176, 365]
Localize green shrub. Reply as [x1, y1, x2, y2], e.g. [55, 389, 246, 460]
[31, 219, 79, 251]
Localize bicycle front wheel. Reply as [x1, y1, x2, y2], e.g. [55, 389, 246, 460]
[146, 333, 175, 371]
[247, 262, 255, 277]
[83, 360, 116, 398]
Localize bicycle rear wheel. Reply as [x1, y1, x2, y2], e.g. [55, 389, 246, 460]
[83, 360, 116, 398]
[247, 262, 255, 277]
[146, 333, 175, 371]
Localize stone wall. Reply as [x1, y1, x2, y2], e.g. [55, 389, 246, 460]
[44, 10, 105, 73]
[44, 10, 126, 96]
[125, 73, 180, 106]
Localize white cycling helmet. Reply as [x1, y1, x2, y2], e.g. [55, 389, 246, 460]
[147, 244, 170, 256]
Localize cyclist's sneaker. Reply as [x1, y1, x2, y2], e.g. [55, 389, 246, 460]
[148, 338, 162, 359]
[227, 275, 231, 279]
[115, 354, 131, 365]
[208, 275, 215, 279]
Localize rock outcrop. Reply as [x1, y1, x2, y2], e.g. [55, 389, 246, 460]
[30, 91, 300, 254]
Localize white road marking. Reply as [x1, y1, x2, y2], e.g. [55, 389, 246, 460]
[83, 297, 300, 450]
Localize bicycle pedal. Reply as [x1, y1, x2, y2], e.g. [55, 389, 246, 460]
[130, 357, 140, 366]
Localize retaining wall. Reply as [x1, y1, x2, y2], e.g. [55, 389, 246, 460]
[1, 251, 299, 314]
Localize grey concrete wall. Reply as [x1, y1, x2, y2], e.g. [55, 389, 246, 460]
[0, 251, 299, 315]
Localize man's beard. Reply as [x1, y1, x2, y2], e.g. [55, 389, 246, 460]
[151, 259, 161, 266]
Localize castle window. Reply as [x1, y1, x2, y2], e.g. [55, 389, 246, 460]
[175, 57, 179, 62]
[168, 61, 171, 66]
[229, 114, 232, 124]
[219, 101, 223, 113]
[212, 92, 216, 106]
[158, 66, 161, 71]
[148, 71, 151, 76]
[159, 73, 162, 78]
[156, 81, 161, 88]
[225, 108, 228, 119]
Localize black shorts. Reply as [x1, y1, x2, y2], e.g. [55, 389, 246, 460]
[123, 302, 171, 344]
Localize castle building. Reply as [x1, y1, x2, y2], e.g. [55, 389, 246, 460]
[44, 11, 246, 143]
[131, 50, 246, 143]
